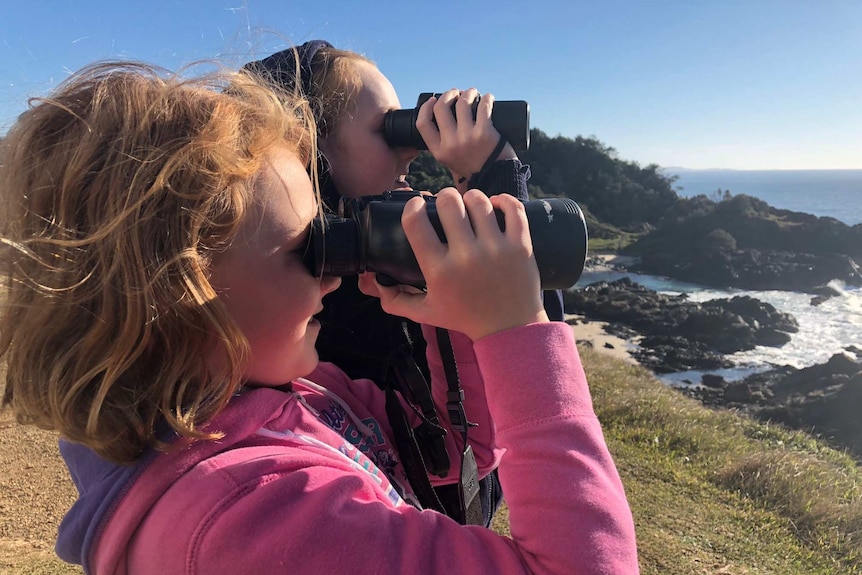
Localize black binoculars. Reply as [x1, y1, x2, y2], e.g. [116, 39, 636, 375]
[383, 93, 531, 151]
[303, 191, 587, 290]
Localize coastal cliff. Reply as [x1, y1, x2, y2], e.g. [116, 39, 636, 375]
[624, 193, 862, 293]
[411, 128, 862, 460]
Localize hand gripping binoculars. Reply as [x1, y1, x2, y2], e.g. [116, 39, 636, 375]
[303, 191, 588, 290]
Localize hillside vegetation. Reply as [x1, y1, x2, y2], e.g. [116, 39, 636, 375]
[412, 129, 862, 275]
[579, 345, 862, 574]
[411, 129, 679, 231]
[4, 347, 861, 574]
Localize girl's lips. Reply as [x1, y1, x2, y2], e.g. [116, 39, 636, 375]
[310, 307, 325, 324]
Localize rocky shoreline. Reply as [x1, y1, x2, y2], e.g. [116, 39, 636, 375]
[565, 273, 798, 374]
[570, 255, 862, 459]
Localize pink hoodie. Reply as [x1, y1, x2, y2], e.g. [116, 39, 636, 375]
[61, 323, 638, 574]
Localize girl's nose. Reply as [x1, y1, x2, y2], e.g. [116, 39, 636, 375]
[320, 274, 342, 295]
[398, 147, 420, 164]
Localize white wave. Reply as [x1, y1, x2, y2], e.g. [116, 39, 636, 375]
[721, 287, 862, 369]
[577, 271, 862, 375]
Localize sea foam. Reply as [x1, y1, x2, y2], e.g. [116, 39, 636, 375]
[577, 269, 862, 383]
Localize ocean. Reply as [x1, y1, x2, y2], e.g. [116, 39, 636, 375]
[668, 169, 862, 226]
[578, 168, 862, 385]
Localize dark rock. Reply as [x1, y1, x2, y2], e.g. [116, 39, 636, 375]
[564, 277, 796, 373]
[706, 296, 799, 334]
[760, 372, 862, 457]
[576, 188, 862, 457]
[770, 352, 861, 401]
[705, 353, 862, 459]
[622, 194, 862, 292]
[631, 249, 861, 293]
[633, 335, 733, 373]
[701, 374, 726, 388]
[741, 364, 798, 386]
[584, 255, 606, 268]
[810, 284, 842, 306]
[724, 381, 757, 403]
[678, 384, 724, 406]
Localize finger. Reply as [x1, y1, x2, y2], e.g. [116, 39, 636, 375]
[475, 91, 495, 130]
[489, 193, 531, 246]
[415, 95, 441, 150]
[376, 283, 427, 323]
[431, 188, 475, 248]
[357, 272, 382, 298]
[455, 88, 480, 126]
[433, 89, 459, 135]
[462, 189, 501, 239]
[400, 195, 447, 274]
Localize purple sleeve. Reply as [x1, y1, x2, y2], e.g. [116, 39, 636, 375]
[473, 159, 530, 201]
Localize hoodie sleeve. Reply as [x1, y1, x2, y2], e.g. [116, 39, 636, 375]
[126, 322, 638, 575]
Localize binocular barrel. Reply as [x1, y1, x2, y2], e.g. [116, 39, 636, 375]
[303, 195, 587, 290]
[383, 93, 531, 151]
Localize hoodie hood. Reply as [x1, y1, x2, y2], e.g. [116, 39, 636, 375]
[55, 387, 325, 573]
[56, 441, 155, 570]
[52, 366, 430, 573]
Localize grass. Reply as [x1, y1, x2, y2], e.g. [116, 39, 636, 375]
[589, 234, 640, 253]
[584, 216, 645, 253]
[576, 344, 862, 574]
[5, 346, 862, 574]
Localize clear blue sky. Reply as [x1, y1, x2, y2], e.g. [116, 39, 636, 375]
[1, 0, 860, 170]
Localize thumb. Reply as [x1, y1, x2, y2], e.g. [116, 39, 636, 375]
[376, 283, 428, 323]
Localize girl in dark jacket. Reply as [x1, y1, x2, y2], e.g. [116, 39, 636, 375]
[245, 40, 565, 525]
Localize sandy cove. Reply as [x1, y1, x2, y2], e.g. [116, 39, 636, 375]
[567, 313, 640, 366]
[567, 254, 641, 366]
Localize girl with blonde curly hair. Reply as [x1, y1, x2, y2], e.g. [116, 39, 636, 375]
[0, 59, 636, 574]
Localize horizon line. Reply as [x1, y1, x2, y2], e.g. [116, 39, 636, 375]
[664, 166, 862, 172]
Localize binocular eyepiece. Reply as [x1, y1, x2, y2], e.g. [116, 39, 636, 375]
[383, 93, 531, 151]
[303, 191, 588, 290]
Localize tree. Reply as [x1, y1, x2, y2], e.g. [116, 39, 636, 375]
[520, 130, 679, 228]
[407, 151, 452, 192]
[709, 188, 733, 202]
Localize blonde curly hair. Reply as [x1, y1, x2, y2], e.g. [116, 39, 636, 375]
[0, 61, 317, 463]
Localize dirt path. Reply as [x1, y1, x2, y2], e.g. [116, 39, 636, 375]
[0, 410, 81, 574]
